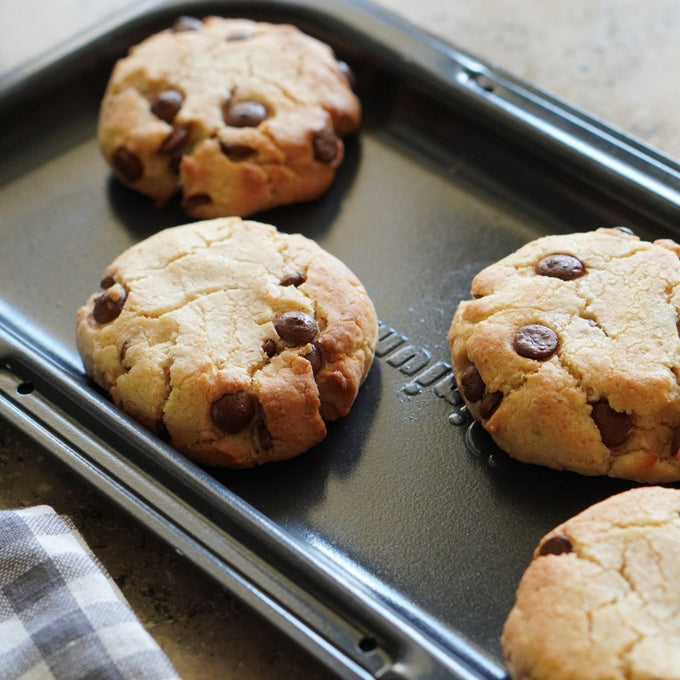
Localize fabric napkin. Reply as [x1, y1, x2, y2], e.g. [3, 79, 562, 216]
[0, 505, 181, 680]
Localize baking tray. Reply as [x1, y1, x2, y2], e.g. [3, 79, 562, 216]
[2, 1, 680, 678]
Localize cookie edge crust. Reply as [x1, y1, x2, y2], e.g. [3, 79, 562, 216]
[97, 17, 361, 217]
[500, 486, 680, 680]
[76, 217, 378, 467]
[447, 228, 680, 482]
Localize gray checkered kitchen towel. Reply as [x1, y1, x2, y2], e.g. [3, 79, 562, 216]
[0, 506, 180, 680]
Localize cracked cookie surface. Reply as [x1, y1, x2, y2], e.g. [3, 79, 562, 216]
[448, 228, 680, 482]
[98, 16, 360, 217]
[76, 217, 377, 467]
[501, 486, 680, 680]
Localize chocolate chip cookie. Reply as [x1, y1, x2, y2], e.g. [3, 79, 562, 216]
[448, 227, 680, 482]
[501, 486, 680, 680]
[76, 217, 377, 467]
[98, 16, 360, 217]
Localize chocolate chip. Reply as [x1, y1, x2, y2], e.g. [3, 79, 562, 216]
[168, 154, 182, 174]
[279, 271, 306, 287]
[258, 423, 274, 450]
[591, 400, 633, 448]
[460, 364, 485, 403]
[479, 391, 502, 419]
[337, 60, 356, 89]
[159, 125, 189, 154]
[303, 344, 322, 374]
[223, 101, 268, 127]
[274, 311, 318, 346]
[514, 324, 559, 360]
[313, 128, 339, 163]
[262, 339, 277, 358]
[172, 16, 203, 32]
[151, 89, 184, 123]
[211, 390, 255, 434]
[615, 226, 635, 235]
[100, 275, 115, 289]
[671, 427, 680, 457]
[93, 286, 126, 324]
[119, 340, 129, 363]
[113, 147, 143, 182]
[534, 254, 585, 280]
[219, 141, 256, 160]
[539, 533, 572, 556]
[181, 193, 212, 212]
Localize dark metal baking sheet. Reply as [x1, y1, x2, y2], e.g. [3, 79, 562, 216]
[2, 1, 680, 679]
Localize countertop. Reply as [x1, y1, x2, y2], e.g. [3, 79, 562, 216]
[1, 1, 679, 679]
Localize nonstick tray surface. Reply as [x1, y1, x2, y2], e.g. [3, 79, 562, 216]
[2, 2, 680, 679]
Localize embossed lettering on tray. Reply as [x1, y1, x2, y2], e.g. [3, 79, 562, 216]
[375, 321, 459, 404]
[376, 321, 504, 464]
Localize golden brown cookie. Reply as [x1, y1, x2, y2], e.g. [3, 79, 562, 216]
[501, 486, 680, 680]
[448, 227, 680, 482]
[76, 217, 377, 467]
[98, 16, 360, 217]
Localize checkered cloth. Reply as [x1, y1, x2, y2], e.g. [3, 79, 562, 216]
[0, 506, 180, 680]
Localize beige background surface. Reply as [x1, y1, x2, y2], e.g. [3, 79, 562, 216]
[1, 1, 679, 679]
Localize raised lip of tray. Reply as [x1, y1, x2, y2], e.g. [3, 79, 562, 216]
[2, 0, 680, 221]
[2, 1, 680, 679]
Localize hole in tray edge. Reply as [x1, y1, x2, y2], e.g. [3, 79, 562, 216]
[457, 67, 496, 94]
[16, 380, 34, 395]
[358, 635, 378, 653]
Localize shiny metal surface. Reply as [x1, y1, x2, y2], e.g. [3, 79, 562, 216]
[2, 1, 679, 678]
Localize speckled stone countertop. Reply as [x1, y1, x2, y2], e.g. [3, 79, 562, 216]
[1, 1, 678, 679]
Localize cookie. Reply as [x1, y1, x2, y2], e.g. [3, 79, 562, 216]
[501, 486, 680, 680]
[76, 217, 377, 467]
[448, 227, 680, 482]
[98, 16, 360, 218]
